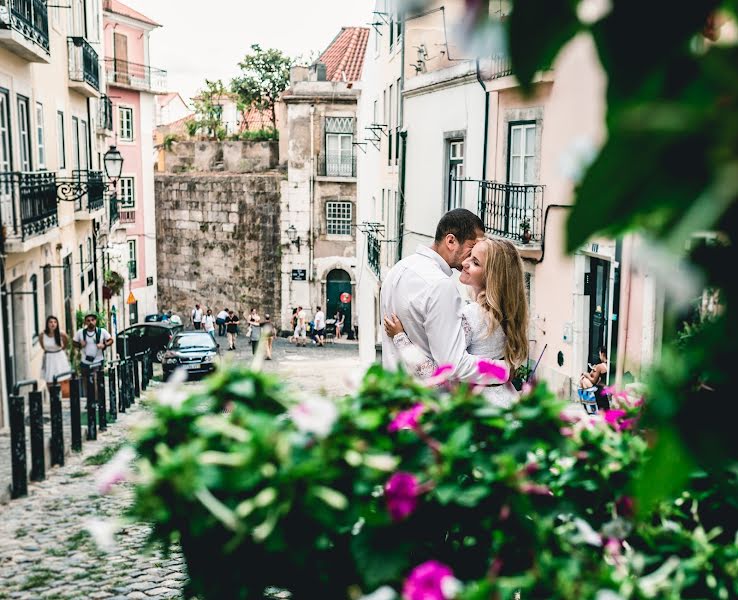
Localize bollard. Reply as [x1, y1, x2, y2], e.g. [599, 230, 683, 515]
[97, 370, 107, 431]
[133, 356, 141, 398]
[9, 394, 27, 499]
[28, 390, 46, 481]
[147, 351, 154, 381]
[141, 353, 148, 392]
[49, 382, 65, 465]
[118, 362, 126, 413]
[128, 360, 136, 405]
[69, 376, 82, 452]
[108, 366, 118, 421]
[86, 371, 97, 441]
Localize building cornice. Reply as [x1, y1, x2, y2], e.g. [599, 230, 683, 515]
[403, 61, 479, 99]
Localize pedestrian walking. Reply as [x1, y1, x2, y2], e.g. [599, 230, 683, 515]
[72, 313, 113, 394]
[225, 310, 239, 350]
[191, 303, 203, 330]
[216, 307, 229, 336]
[334, 311, 345, 341]
[314, 306, 326, 347]
[295, 306, 307, 347]
[289, 307, 298, 344]
[203, 309, 217, 341]
[262, 314, 276, 360]
[249, 319, 261, 355]
[39, 316, 72, 394]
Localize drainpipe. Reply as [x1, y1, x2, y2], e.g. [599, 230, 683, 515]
[397, 131, 407, 260]
[475, 59, 490, 182]
[1, 241, 12, 408]
[396, 11, 406, 260]
[309, 105, 315, 292]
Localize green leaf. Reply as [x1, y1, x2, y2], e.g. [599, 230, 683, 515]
[445, 422, 473, 455]
[351, 527, 413, 590]
[509, 0, 580, 90]
[454, 485, 491, 507]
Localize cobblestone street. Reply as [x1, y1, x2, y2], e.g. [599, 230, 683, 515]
[0, 338, 360, 599]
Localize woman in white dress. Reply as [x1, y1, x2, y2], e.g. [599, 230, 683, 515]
[384, 238, 529, 407]
[39, 316, 72, 384]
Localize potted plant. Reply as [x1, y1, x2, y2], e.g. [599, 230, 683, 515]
[520, 216, 532, 244]
[511, 363, 532, 391]
[104, 270, 125, 296]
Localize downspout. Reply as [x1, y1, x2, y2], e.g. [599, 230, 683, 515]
[396, 11, 406, 260]
[86, 97, 99, 308]
[397, 131, 407, 260]
[1, 245, 12, 404]
[475, 59, 490, 182]
[309, 105, 315, 288]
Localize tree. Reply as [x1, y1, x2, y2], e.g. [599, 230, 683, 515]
[191, 79, 228, 140]
[230, 44, 292, 131]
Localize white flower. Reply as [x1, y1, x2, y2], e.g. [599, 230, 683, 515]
[359, 586, 397, 600]
[84, 518, 121, 553]
[289, 396, 338, 438]
[95, 446, 136, 494]
[559, 135, 599, 183]
[572, 517, 602, 546]
[595, 591, 624, 600]
[441, 576, 463, 599]
[638, 556, 681, 596]
[577, 0, 612, 25]
[156, 367, 189, 408]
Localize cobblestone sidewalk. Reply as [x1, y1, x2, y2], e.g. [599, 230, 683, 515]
[0, 392, 187, 600]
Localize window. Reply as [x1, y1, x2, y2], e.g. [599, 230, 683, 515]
[119, 107, 133, 141]
[17, 95, 31, 171]
[87, 237, 94, 286]
[35, 103, 45, 169]
[446, 139, 465, 210]
[325, 117, 353, 177]
[43, 265, 53, 320]
[128, 239, 137, 279]
[0, 88, 11, 173]
[509, 122, 536, 184]
[79, 244, 85, 291]
[80, 120, 89, 170]
[71, 116, 80, 170]
[381, 189, 385, 221]
[326, 201, 352, 236]
[56, 111, 66, 169]
[119, 176, 135, 208]
[388, 84, 394, 163]
[30, 274, 39, 339]
[395, 76, 402, 162]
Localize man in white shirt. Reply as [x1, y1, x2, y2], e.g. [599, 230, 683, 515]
[314, 306, 326, 346]
[216, 307, 229, 336]
[191, 303, 203, 330]
[73, 313, 113, 381]
[381, 209, 485, 381]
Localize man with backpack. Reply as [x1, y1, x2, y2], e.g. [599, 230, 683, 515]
[73, 314, 113, 392]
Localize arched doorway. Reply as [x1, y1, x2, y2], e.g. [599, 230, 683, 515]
[326, 269, 352, 336]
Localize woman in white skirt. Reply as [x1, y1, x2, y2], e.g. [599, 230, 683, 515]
[39, 316, 72, 387]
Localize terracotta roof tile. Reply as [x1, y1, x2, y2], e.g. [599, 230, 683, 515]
[317, 27, 369, 82]
[104, 0, 161, 27]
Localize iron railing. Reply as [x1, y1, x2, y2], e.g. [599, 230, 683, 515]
[318, 153, 357, 178]
[119, 208, 135, 224]
[104, 57, 167, 93]
[67, 37, 100, 91]
[98, 95, 113, 132]
[488, 54, 512, 80]
[86, 171, 104, 211]
[56, 170, 105, 212]
[109, 195, 120, 225]
[0, 171, 58, 242]
[367, 232, 381, 278]
[0, 0, 49, 53]
[478, 181, 544, 244]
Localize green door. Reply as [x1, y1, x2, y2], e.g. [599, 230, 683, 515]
[326, 269, 352, 336]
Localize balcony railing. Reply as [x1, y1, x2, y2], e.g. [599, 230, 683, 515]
[0, 171, 58, 242]
[0, 0, 49, 53]
[119, 209, 135, 224]
[57, 170, 105, 212]
[318, 153, 357, 178]
[109, 195, 120, 225]
[478, 181, 544, 244]
[98, 95, 113, 132]
[488, 54, 512, 80]
[367, 232, 381, 278]
[104, 57, 167, 93]
[68, 37, 100, 91]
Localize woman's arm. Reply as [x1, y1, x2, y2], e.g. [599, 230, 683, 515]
[38, 334, 45, 350]
[384, 314, 437, 379]
[60, 332, 68, 349]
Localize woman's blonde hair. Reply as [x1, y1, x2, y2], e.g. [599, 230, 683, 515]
[475, 238, 529, 369]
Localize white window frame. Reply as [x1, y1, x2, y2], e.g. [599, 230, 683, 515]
[35, 102, 45, 169]
[79, 119, 89, 170]
[326, 201, 353, 237]
[508, 123, 536, 184]
[18, 95, 31, 171]
[0, 89, 11, 173]
[119, 106, 134, 142]
[119, 176, 135, 208]
[128, 239, 138, 279]
[56, 111, 66, 170]
[446, 139, 465, 210]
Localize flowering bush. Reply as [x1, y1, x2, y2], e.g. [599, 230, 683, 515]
[122, 364, 738, 599]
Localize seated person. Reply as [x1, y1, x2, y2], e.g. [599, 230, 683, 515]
[579, 346, 608, 390]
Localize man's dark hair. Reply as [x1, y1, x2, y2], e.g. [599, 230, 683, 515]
[434, 208, 485, 243]
[316, 306, 321, 311]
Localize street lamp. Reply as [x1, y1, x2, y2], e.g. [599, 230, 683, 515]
[286, 225, 301, 253]
[103, 146, 124, 184]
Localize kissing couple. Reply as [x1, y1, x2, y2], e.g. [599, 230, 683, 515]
[381, 208, 529, 406]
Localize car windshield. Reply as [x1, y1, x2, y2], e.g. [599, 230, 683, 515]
[171, 334, 216, 350]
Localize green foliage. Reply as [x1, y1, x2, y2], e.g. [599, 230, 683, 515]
[162, 133, 180, 151]
[230, 44, 292, 130]
[191, 79, 229, 140]
[230, 128, 279, 142]
[128, 365, 738, 599]
[104, 270, 124, 295]
[75, 306, 106, 330]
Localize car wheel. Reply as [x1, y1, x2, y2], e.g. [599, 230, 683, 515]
[156, 349, 165, 363]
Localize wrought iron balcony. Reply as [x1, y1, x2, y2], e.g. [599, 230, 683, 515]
[488, 54, 512, 80]
[104, 58, 167, 93]
[67, 37, 100, 94]
[318, 153, 357, 178]
[57, 170, 105, 213]
[0, 0, 50, 62]
[478, 181, 544, 244]
[367, 232, 381, 278]
[119, 209, 135, 224]
[98, 95, 113, 133]
[0, 171, 58, 245]
[109, 195, 120, 225]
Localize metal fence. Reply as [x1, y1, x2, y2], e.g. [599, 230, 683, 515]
[0, 171, 58, 241]
[1, 0, 50, 52]
[478, 181, 544, 244]
[104, 58, 167, 94]
[317, 153, 357, 178]
[7, 350, 154, 500]
[67, 36, 100, 91]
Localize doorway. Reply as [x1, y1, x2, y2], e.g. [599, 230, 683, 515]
[326, 269, 352, 336]
[587, 258, 609, 366]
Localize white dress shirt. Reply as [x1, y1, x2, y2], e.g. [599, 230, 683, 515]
[380, 245, 480, 381]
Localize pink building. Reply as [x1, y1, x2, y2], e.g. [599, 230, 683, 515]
[102, 0, 165, 326]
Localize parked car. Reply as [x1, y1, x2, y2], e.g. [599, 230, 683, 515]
[144, 313, 165, 322]
[162, 332, 219, 380]
[116, 322, 184, 363]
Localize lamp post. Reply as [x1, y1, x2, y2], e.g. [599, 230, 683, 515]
[102, 146, 124, 360]
[286, 225, 301, 253]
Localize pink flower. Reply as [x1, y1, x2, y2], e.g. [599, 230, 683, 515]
[615, 496, 635, 518]
[388, 404, 425, 433]
[476, 359, 509, 383]
[560, 427, 574, 437]
[403, 561, 461, 600]
[519, 482, 553, 496]
[603, 409, 627, 430]
[385, 472, 421, 521]
[619, 418, 636, 431]
[96, 447, 135, 494]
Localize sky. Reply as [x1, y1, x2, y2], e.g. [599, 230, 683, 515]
[121, 0, 373, 103]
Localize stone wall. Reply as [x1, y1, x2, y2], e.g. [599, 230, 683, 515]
[161, 141, 279, 174]
[155, 173, 284, 325]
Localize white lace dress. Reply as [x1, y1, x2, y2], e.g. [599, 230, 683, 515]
[392, 302, 519, 407]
